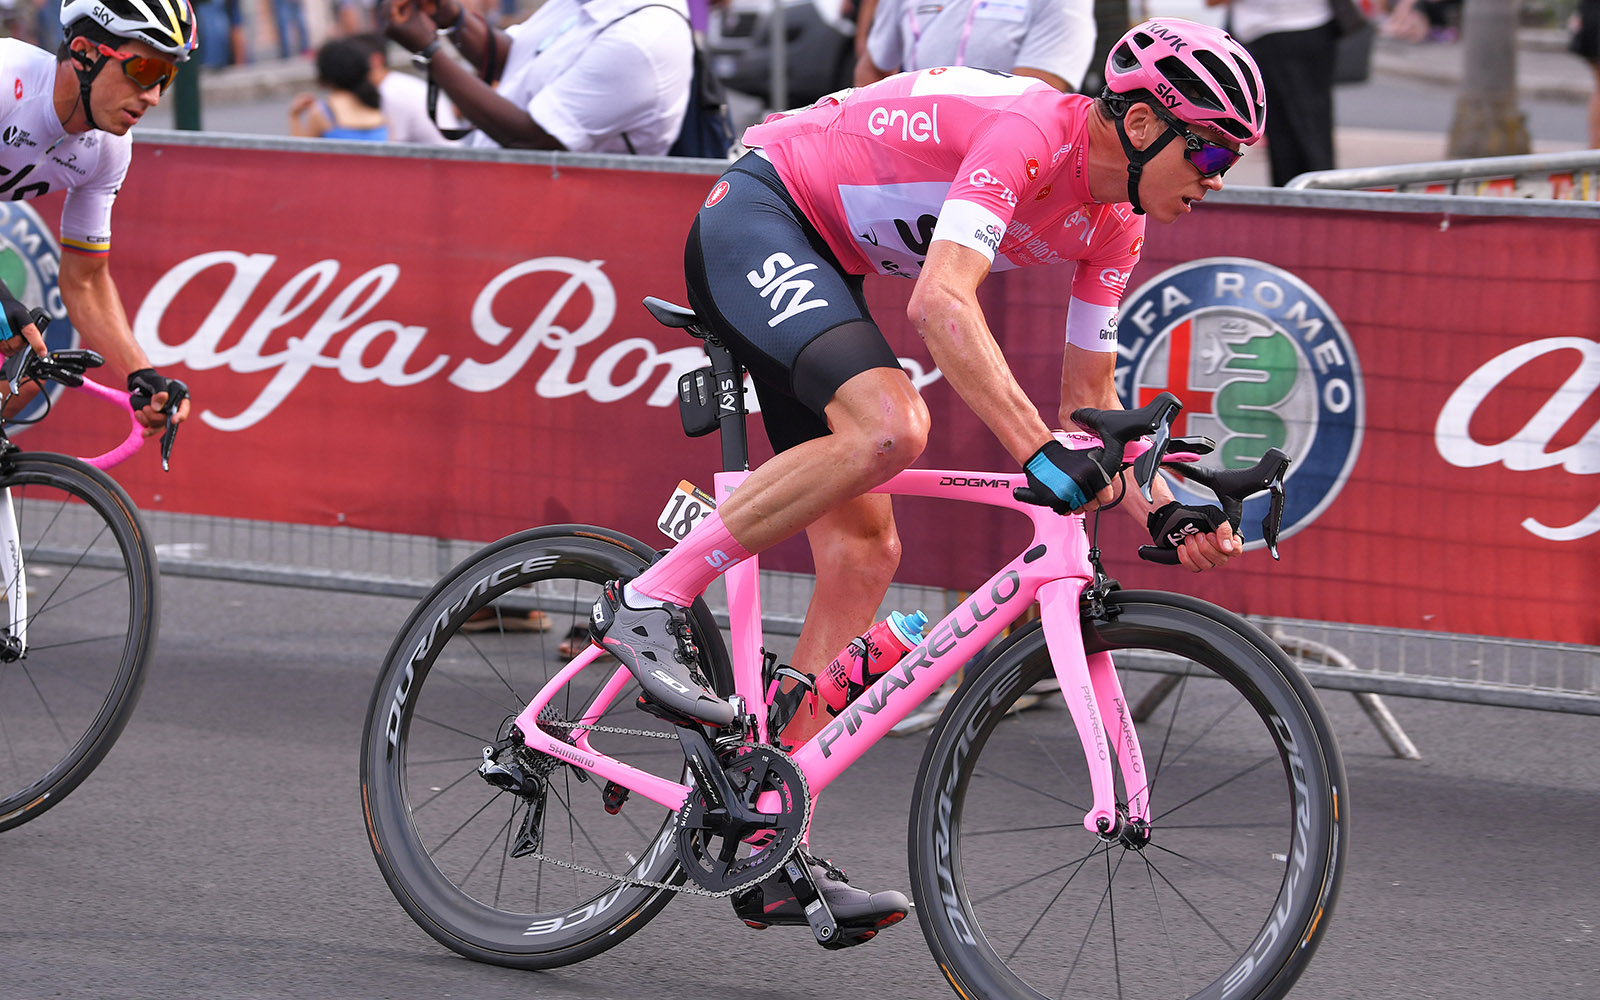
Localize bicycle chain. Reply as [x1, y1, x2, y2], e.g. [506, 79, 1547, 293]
[519, 719, 807, 899]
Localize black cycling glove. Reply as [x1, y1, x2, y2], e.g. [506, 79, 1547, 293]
[1021, 440, 1113, 514]
[0, 278, 32, 343]
[128, 368, 177, 412]
[1147, 500, 1230, 551]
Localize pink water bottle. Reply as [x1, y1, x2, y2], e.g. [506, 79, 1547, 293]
[817, 610, 929, 716]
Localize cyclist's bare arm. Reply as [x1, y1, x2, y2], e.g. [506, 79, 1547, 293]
[906, 239, 1056, 466]
[59, 252, 190, 431]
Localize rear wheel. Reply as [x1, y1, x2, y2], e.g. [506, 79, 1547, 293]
[360, 526, 733, 969]
[0, 452, 159, 832]
[909, 591, 1348, 1000]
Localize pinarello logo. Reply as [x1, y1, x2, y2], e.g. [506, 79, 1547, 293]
[0, 202, 77, 423]
[704, 180, 730, 208]
[1116, 257, 1363, 546]
[1025, 157, 1039, 180]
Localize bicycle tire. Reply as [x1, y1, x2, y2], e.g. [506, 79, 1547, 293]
[0, 452, 159, 832]
[360, 525, 734, 969]
[908, 590, 1348, 1000]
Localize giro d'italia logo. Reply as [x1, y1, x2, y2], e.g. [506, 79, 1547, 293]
[0, 201, 78, 424]
[1117, 257, 1363, 546]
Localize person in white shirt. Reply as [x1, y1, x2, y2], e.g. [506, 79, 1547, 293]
[380, 0, 693, 155]
[351, 33, 455, 146]
[855, 0, 1095, 93]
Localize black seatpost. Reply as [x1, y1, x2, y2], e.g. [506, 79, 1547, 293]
[698, 335, 750, 474]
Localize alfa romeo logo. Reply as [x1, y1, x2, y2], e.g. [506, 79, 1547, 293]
[0, 201, 78, 424]
[1116, 257, 1363, 546]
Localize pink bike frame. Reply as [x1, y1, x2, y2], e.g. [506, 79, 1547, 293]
[512, 462, 1174, 838]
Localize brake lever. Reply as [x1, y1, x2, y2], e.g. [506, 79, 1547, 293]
[157, 378, 188, 472]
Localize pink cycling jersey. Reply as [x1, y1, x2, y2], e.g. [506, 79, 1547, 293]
[742, 66, 1145, 309]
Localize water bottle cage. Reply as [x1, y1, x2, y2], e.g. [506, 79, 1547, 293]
[762, 652, 817, 741]
[823, 639, 873, 718]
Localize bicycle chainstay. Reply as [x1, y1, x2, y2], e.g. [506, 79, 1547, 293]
[518, 717, 808, 899]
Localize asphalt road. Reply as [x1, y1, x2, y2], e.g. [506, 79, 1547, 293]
[2, 573, 1597, 1000]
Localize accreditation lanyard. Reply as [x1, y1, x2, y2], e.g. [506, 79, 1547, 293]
[906, 0, 986, 69]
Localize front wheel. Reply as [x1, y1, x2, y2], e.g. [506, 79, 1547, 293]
[360, 525, 733, 969]
[0, 452, 159, 832]
[908, 590, 1348, 1000]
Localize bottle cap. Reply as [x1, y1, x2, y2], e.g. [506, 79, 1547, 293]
[888, 609, 928, 646]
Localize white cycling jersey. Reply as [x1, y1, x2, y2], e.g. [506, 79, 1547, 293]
[0, 38, 131, 255]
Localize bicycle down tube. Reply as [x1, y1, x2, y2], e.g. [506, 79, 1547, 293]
[510, 465, 1151, 836]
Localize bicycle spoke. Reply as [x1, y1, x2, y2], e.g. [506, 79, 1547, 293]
[1139, 852, 1240, 952]
[1151, 754, 1279, 826]
[408, 764, 487, 814]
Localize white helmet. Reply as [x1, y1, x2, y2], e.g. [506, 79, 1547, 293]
[60, 0, 199, 61]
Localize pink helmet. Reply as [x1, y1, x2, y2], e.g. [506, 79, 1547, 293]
[1104, 18, 1266, 145]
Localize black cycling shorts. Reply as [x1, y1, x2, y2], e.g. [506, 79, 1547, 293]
[684, 153, 903, 453]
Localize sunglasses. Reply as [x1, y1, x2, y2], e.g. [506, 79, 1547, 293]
[1150, 103, 1243, 178]
[94, 43, 179, 94]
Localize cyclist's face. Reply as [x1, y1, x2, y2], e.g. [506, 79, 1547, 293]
[1124, 105, 1237, 224]
[79, 38, 169, 135]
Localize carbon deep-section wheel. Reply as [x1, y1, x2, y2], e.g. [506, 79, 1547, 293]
[361, 525, 733, 969]
[909, 590, 1348, 1000]
[0, 452, 159, 832]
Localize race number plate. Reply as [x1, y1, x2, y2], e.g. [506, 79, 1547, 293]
[658, 480, 716, 542]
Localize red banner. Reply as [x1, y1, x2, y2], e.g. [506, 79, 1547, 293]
[8, 141, 1596, 644]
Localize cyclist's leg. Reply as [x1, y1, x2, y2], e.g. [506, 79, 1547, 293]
[778, 492, 901, 749]
[596, 154, 920, 725]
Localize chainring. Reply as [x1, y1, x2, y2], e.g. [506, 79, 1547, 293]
[674, 742, 809, 894]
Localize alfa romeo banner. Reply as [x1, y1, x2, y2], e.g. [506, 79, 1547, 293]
[4, 143, 1594, 644]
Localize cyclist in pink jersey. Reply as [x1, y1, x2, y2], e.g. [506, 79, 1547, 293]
[590, 19, 1268, 945]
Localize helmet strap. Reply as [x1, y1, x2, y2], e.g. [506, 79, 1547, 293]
[68, 39, 111, 132]
[1110, 100, 1179, 217]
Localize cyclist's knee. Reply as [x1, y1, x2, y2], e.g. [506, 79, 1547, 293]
[827, 372, 929, 479]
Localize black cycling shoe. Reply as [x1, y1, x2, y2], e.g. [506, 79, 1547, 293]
[591, 581, 735, 727]
[731, 852, 911, 947]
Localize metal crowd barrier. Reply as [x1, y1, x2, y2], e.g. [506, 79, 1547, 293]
[1287, 149, 1600, 200]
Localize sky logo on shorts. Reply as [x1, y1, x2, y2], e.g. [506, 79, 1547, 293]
[0, 202, 78, 424]
[1116, 257, 1363, 546]
[747, 251, 830, 328]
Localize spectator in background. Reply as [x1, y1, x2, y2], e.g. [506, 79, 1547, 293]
[350, 33, 456, 144]
[289, 38, 390, 140]
[855, 0, 1096, 93]
[274, 0, 309, 58]
[380, 0, 693, 154]
[1211, 0, 1336, 185]
[1575, 0, 1600, 148]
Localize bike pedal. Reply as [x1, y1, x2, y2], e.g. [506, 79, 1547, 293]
[778, 855, 841, 949]
[602, 780, 631, 814]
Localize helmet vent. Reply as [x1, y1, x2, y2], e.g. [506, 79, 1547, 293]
[1152, 56, 1225, 113]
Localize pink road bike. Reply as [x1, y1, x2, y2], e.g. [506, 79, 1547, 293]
[0, 313, 186, 831]
[361, 298, 1348, 1000]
